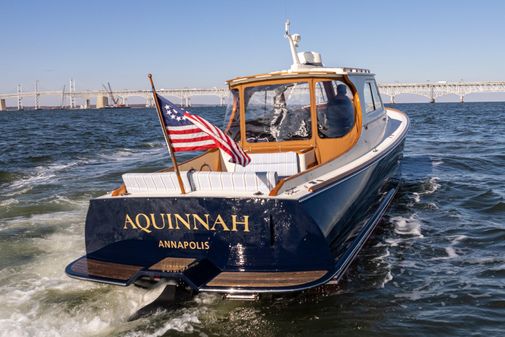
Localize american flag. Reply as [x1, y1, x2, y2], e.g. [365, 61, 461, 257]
[156, 94, 250, 167]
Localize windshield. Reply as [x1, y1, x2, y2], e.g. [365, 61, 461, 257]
[244, 82, 311, 143]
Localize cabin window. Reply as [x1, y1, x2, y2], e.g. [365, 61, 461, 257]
[364, 81, 383, 113]
[224, 89, 240, 141]
[244, 82, 311, 142]
[315, 80, 355, 138]
[364, 82, 375, 113]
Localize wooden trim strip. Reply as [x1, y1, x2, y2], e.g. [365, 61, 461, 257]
[207, 270, 327, 288]
[227, 71, 346, 87]
[149, 257, 196, 272]
[111, 184, 127, 196]
[70, 257, 142, 281]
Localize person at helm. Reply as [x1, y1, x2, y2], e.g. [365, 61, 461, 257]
[320, 84, 355, 138]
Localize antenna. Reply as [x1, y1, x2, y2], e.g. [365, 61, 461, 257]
[284, 20, 301, 68]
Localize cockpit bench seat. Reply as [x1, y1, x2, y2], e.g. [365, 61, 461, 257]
[223, 150, 315, 178]
[222, 151, 298, 177]
[189, 171, 277, 194]
[122, 172, 193, 194]
[122, 171, 278, 195]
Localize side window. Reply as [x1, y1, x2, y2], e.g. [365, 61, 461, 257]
[364, 80, 383, 113]
[315, 80, 355, 138]
[364, 82, 375, 113]
[371, 82, 383, 111]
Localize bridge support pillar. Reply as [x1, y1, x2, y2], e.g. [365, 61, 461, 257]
[84, 99, 90, 109]
[35, 80, 40, 110]
[17, 84, 23, 110]
[184, 97, 191, 107]
[391, 95, 396, 104]
[460, 95, 464, 103]
[0, 99, 6, 111]
[220, 96, 226, 106]
[430, 97, 435, 103]
[145, 97, 153, 108]
[96, 95, 108, 109]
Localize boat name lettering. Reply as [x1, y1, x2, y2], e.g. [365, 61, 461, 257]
[123, 213, 250, 233]
[158, 240, 210, 250]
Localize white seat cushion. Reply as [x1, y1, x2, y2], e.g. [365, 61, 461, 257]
[122, 172, 192, 194]
[189, 171, 278, 194]
[233, 152, 299, 177]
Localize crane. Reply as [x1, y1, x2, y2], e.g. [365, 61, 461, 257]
[60, 85, 66, 108]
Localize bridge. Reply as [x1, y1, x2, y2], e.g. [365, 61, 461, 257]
[0, 81, 229, 110]
[379, 81, 505, 103]
[1, 80, 505, 110]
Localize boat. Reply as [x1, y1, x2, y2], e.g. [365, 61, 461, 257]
[66, 22, 409, 299]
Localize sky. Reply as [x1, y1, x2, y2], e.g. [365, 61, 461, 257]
[1, 0, 504, 103]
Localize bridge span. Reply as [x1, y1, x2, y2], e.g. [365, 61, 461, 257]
[379, 81, 505, 103]
[1, 81, 505, 110]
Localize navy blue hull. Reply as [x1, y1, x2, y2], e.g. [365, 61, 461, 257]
[66, 139, 405, 293]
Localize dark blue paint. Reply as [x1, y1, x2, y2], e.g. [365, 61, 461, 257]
[66, 135, 406, 292]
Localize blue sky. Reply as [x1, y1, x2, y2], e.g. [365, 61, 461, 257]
[1, 0, 504, 99]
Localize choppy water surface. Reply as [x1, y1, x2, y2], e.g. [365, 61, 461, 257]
[1, 103, 504, 336]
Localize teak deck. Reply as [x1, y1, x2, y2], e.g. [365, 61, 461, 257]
[69, 257, 328, 289]
[149, 257, 196, 272]
[70, 257, 142, 281]
[206, 270, 327, 288]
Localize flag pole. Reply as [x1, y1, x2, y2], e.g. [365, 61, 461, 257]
[148, 73, 186, 194]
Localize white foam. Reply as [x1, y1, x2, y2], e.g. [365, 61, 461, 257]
[372, 248, 390, 261]
[0, 199, 216, 337]
[98, 147, 164, 163]
[445, 235, 467, 258]
[0, 198, 19, 207]
[445, 247, 458, 258]
[379, 271, 393, 288]
[4, 161, 81, 195]
[451, 235, 467, 244]
[384, 238, 403, 247]
[430, 235, 467, 260]
[125, 309, 204, 337]
[391, 215, 424, 238]
[423, 176, 440, 195]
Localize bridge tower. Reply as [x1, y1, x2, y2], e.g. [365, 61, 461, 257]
[17, 84, 23, 110]
[35, 80, 40, 110]
[429, 85, 435, 103]
[69, 79, 76, 109]
[460, 95, 464, 103]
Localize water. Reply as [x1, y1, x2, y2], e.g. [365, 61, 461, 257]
[1, 103, 504, 336]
